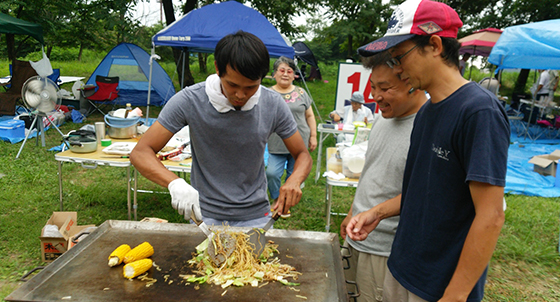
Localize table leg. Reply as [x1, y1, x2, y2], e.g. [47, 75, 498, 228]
[126, 166, 132, 220]
[134, 168, 138, 221]
[58, 161, 64, 211]
[325, 182, 333, 232]
[126, 166, 131, 220]
[315, 131, 325, 183]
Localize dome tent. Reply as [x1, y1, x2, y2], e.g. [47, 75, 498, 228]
[86, 43, 175, 107]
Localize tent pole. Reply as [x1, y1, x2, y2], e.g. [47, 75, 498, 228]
[146, 45, 156, 125]
[295, 60, 323, 123]
[468, 46, 475, 80]
[181, 50, 186, 89]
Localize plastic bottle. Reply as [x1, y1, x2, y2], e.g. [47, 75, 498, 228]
[124, 103, 132, 118]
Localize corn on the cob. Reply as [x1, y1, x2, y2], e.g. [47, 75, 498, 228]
[123, 258, 153, 279]
[123, 242, 154, 264]
[108, 244, 131, 267]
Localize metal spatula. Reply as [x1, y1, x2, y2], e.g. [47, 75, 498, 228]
[190, 211, 235, 267]
[246, 211, 281, 259]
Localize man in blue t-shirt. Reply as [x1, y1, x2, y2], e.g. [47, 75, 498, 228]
[347, 0, 510, 301]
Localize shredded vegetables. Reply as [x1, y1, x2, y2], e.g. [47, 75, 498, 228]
[185, 229, 301, 288]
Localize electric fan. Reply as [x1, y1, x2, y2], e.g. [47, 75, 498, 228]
[16, 76, 68, 158]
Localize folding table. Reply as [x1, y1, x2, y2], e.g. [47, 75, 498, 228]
[315, 123, 356, 183]
[324, 147, 359, 232]
[55, 138, 192, 220]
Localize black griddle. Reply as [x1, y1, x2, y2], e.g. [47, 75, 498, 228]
[7, 220, 348, 301]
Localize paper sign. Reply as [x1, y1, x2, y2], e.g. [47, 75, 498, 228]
[334, 62, 378, 114]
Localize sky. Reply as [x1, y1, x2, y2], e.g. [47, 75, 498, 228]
[132, 0, 309, 27]
[132, 0, 169, 26]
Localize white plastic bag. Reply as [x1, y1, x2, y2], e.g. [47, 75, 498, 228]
[29, 51, 53, 77]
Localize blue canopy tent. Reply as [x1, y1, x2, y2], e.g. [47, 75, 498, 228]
[86, 43, 175, 107]
[152, 1, 294, 58]
[145, 1, 294, 121]
[488, 19, 560, 70]
[488, 19, 560, 139]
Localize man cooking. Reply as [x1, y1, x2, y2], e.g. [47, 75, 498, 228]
[130, 31, 312, 228]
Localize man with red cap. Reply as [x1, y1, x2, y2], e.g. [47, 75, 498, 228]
[346, 0, 510, 301]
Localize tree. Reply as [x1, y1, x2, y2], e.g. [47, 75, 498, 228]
[0, 1, 49, 61]
[1, 0, 143, 61]
[249, 0, 322, 39]
[159, 0, 195, 87]
[308, 0, 390, 62]
[160, 0, 322, 86]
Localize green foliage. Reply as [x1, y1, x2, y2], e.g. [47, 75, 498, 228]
[21, 48, 106, 62]
[0, 0, 145, 60]
[304, 0, 391, 62]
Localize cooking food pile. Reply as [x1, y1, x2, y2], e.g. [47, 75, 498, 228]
[107, 242, 155, 279]
[184, 229, 301, 289]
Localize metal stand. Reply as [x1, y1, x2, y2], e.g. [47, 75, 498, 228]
[16, 112, 68, 159]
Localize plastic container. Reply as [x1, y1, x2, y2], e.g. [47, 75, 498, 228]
[0, 119, 25, 139]
[340, 146, 366, 179]
[327, 154, 342, 174]
[342, 155, 364, 178]
[104, 113, 140, 138]
[101, 139, 112, 147]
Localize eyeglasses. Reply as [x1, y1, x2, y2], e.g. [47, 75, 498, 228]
[386, 45, 418, 69]
[278, 68, 294, 74]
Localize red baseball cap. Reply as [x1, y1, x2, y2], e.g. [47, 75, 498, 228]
[358, 0, 463, 56]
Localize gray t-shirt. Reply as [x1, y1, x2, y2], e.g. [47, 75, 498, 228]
[158, 82, 297, 221]
[268, 86, 311, 154]
[346, 113, 416, 257]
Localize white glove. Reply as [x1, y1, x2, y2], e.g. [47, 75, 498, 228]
[168, 178, 201, 221]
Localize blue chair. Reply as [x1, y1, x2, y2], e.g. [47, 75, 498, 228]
[6, 65, 60, 88]
[343, 99, 377, 114]
[0, 60, 38, 115]
[47, 68, 61, 87]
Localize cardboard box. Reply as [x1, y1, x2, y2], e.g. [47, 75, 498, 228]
[39, 212, 96, 262]
[68, 225, 97, 250]
[529, 150, 560, 176]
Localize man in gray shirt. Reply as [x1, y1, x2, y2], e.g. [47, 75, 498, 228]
[340, 51, 426, 302]
[130, 31, 312, 227]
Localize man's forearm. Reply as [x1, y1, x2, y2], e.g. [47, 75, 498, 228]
[440, 200, 504, 301]
[130, 147, 179, 188]
[440, 181, 505, 301]
[285, 151, 312, 186]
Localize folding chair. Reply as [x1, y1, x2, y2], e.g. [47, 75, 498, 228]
[478, 77, 500, 95]
[5, 66, 60, 89]
[519, 103, 547, 140]
[506, 105, 525, 135]
[47, 68, 62, 87]
[364, 102, 377, 114]
[85, 75, 119, 116]
[0, 60, 38, 115]
[344, 100, 377, 115]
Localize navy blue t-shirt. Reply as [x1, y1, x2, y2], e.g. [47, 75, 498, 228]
[388, 82, 510, 301]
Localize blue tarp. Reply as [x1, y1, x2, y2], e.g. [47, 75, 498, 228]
[506, 143, 560, 197]
[152, 1, 294, 59]
[86, 43, 175, 107]
[506, 120, 560, 197]
[489, 19, 560, 70]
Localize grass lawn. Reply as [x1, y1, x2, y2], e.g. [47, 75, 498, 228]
[1, 59, 559, 301]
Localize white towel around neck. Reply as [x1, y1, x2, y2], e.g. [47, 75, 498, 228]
[205, 74, 261, 113]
